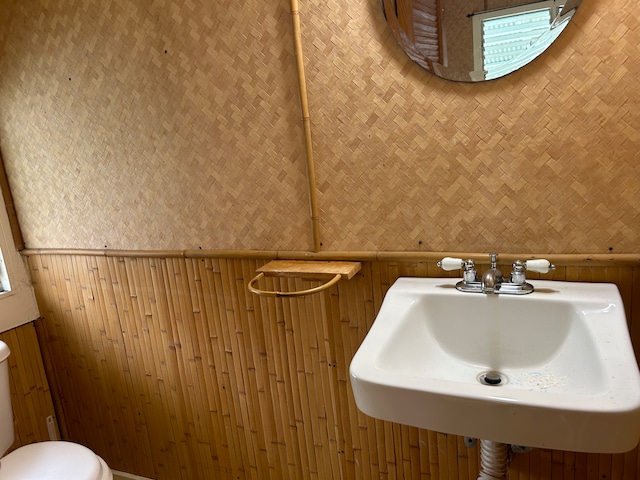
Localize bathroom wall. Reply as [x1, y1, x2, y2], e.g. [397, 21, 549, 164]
[1, 0, 640, 479]
[302, 0, 639, 253]
[0, 0, 638, 253]
[25, 252, 640, 479]
[0, 323, 59, 451]
[0, 0, 312, 251]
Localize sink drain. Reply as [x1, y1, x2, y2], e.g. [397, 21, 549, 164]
[479, 371, 507, 386]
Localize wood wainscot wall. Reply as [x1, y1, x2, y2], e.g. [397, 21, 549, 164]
[0, 322, 59, 452]
[21, 250, 640, 479]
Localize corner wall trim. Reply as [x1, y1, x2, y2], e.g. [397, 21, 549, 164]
[290, 0, 321, 252]
[0, 148, 25, 250]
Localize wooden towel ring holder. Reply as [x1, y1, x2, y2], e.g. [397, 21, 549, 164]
[247, 260, 361, 298]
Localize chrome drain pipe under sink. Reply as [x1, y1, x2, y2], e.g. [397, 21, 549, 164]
[477, 440, 509, 480]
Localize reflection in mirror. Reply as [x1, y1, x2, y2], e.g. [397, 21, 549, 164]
[381, 0, 582, 82]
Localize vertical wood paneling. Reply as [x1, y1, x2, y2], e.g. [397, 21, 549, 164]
[0, 322, 59, 451]
[26, 254, 640, 480]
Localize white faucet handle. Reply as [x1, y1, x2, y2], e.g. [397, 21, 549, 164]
[438, 257, 465, 271]
[524, 259, 556, 274]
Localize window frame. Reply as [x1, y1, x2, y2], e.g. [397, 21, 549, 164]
[470, 0, 569, 81]
[0, 190, 39, 332]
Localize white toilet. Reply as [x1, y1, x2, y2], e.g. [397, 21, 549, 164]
[0, 340, 113, 479]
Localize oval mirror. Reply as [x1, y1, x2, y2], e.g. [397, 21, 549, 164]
[381, 0, 582, 82]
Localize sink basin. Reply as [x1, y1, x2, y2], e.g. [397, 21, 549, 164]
[349, 278, 640, 453]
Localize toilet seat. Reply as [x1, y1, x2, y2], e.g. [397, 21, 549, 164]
[0, 441, 112, 480]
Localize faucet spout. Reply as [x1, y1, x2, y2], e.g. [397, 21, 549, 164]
[481, 270, 501, 293]
[481, 253, 502, 294]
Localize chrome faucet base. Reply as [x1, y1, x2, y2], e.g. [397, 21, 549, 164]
[455, 280, 534, 295]
[439, 252, 555, 295]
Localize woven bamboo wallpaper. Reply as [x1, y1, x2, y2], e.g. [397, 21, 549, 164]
[303, 0, 640, 252]
[0, 0, 311, 251]
[27, 253, 640, 479]
[0, 0, 639, 253]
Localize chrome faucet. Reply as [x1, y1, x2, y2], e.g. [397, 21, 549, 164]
[481, 253, 502, 294]
[437, 253, 555, 295]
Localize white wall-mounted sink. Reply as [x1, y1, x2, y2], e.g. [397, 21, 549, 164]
[349, 278, 640, 453]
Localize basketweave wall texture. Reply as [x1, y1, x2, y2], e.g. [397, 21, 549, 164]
[1, 0, 639, 253]
[0, 0, 312, 251]
[303, 0, 640, 253]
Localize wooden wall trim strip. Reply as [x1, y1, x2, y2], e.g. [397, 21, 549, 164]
[21, 248, 640, 266]
[290, 0, 321, 252]
[0, 148, 25, 250]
